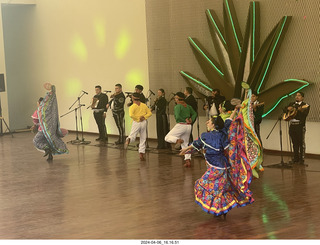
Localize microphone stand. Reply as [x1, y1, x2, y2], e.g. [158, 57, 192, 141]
[167, 94, 175, 131]
[266, 114, 292, 169]
[145, 91, 154, 149]
[62, 91, 91, 145]
[61, 104, 82, 144]
[195, 98, 201, 138]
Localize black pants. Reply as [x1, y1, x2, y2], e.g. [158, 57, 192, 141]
[254, 123, 262, 146]
[289, 124, 306, 162]
[156, 113, 169, 148]
[189, 120, 197, 143]
[112, 110, 125, 143]
[94, 111, 107, 140]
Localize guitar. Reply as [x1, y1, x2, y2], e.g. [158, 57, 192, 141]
[282, 104, 309, 121]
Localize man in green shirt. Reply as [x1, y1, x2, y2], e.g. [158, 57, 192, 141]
[165, 92, 197, 167]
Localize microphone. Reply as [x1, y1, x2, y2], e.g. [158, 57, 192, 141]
[82, 90, 88, 94]
[104, 90, 112, 93]
[149, 89, 155, 96]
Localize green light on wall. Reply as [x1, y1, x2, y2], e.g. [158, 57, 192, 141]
[94, 18, 106, 47]
[71, 35, 88, 61]
[65, 78, 83, 97]
[206, 9, 226, 45]
[252, 1, 256, 63]
[188, 37, 224, 76]
[262, 79, 309, 117]
[180, 71, 213, 92]
[115, 29, 131, 59]
[257, 16, 287, 93]
[126, 69, 144, 85]
[225, 0, 242, 53]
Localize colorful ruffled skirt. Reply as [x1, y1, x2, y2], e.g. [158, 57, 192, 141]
[33, 86, 68, 155]
[194, 162, 253, 216]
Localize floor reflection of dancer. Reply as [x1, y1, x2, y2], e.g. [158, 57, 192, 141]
[151, 88, 170, 149]
[165, 92, 197, 167]
[107, 83, 125, 144]
[125, 93, 152, 161]
[33, 83, 69, 162]
[180, 107, 254, 217]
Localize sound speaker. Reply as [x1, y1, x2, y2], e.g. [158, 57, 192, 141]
[0, 74, 5, 92]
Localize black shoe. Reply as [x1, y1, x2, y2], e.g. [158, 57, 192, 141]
[43, 148, 50, 157]
[96, 137, 101, 141]
[115, 140, 124, 145]
[47, 153, 53, 162]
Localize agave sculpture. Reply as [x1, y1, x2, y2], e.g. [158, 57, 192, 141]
[180, 0, 310, 117]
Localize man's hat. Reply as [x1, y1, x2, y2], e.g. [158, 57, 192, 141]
[175, 92, 185, 99]
[132, 92, 141, 100]
[135, 85, 143, 91]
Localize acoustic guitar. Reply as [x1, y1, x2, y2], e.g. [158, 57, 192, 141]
[282, 104, 309, 121]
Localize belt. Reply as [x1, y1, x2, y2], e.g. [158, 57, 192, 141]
[93, 109, 105, 113]
[178, 123, 191, 125]
[290, 122, 301, 126]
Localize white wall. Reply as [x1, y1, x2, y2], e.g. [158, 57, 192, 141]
[1, 0, 150, 136]
[0, 7, 9, 128]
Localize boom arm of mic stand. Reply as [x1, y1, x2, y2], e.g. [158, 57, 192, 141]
[60, 105, 84, 118]
[69, 91, 86, 110]
[266, 116, 282, 140]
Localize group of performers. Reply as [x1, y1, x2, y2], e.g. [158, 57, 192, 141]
[30, 82, 309, 217]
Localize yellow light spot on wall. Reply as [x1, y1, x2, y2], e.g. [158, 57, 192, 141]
[94, 18, 106, 47]
[71, 35, 87, 61]
[65, 78, 82, 97]
[115, 29, 131, 59]
[125, 69, 144, 86]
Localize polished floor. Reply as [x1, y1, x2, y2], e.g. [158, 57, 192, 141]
[0, 132, 319, 239]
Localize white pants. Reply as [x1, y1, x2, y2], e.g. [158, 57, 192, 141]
[126, 120, 147, 153]
[165, 123, 191, 160]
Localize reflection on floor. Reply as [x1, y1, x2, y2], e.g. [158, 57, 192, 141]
[0, 132, 319, 239]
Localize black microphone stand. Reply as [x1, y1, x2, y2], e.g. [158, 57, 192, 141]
[266, 114, 292, 169]
[61, 91, 90, 145]
[145, 90, 154, 149]
[195, 98, 201, 138]
[167, 94, 175, 130]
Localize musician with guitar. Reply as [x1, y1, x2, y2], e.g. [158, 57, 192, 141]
[92, 85, 109, 142]
[283, 92, 310, 164]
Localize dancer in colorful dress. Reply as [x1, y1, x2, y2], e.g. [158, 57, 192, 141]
[180, 106, 254, 217]
[33, 83, 69, 161]
[31, 97, 43, 133]
[237, 90, 264, 178]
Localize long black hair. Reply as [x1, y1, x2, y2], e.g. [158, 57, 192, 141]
[210, 115, 224, 130]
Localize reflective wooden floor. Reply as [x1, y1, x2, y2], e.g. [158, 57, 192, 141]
[0, 132, 320, 239]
